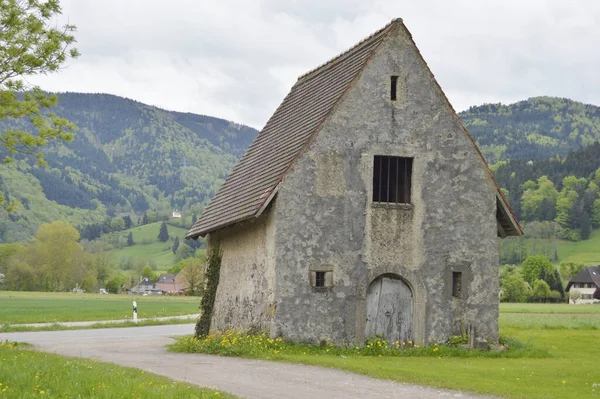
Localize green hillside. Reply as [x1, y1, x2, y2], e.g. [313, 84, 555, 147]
[0, 92, 258, 242]
[107, 221, 196, 271]
[460, 96, 600, 163]
[556, 229, 600, 264]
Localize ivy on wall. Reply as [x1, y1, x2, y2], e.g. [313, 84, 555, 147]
[195, 241, 222, 337]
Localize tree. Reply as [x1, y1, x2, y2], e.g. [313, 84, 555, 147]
[105, 273, 126, 294]
[579, 212, 591, 239]
[521, 255, 554, 285]
[181, 257, 205, 296]
[593, 198, 600, 227]
[141, 265, 156, 281]
[157, 221, 169, 242]
[127, 232, 135, 246]
[142, 212, 148, 225]
[172, 236, 180, 254]
[529, 279, 551, 302]
[32, 220, 86, 291]
[122, 215, 132, 229]
[0, 1, 80, 207]
[191, 213, 197, 225]
[559, 261, 586, 282]
[92, 251, 112, 289]
[109, 217, 125, 231]
[500, 272, 528, 303]
[175, 243, 194, 261]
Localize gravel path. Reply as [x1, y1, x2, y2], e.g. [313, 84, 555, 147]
[0, 324, 497, 399]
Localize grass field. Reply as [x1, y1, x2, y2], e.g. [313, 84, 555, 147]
[171, 303, 600, 399]
[108, 221, 192, 270]
[500, 303, 600, 314]
[0, 291, 200, 324]
[0, 342, 232, 398]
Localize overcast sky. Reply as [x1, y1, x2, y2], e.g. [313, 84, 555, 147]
[30, 0, 600, 130]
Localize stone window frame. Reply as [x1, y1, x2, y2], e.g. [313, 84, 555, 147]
[372, 155, 413, 205]
[309, 267, 334, 293]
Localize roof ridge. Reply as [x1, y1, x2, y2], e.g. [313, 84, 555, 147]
[296, 18, 401, 83]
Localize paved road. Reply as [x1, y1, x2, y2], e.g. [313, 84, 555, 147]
[0, 325, 496, 399]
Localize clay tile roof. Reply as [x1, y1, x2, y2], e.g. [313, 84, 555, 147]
[187, 19, 398, 238]
[566, 266, 600, 291]
[187, 18, 522, 238]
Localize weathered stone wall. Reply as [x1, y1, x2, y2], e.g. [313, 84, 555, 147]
[273, 22, 499, 344]
[209, 205, 277, 334]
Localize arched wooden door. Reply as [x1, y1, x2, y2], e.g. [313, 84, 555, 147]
[365, 275, 413, 342]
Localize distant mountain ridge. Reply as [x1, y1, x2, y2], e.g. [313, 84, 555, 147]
[0, 92, 258, 242]
[460, 96, 600, 163]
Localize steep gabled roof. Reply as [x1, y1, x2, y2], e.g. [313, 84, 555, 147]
[187, 18, 522, 238]
[186, 20, 395, 238]
[566, 266, 600, 291]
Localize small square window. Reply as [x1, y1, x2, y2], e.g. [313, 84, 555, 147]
[310, 270, 332, 293]
[315, 271, 326, 287]
[452, 272, 462, 299]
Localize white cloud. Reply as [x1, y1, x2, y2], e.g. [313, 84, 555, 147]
[29, 0, 600, 129]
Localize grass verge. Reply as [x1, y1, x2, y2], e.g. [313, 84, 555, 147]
[169, 328, 600, 399]
[0, 317, 196, 333]
[169, 330, 548, 360]
[0, 341, 234, 398]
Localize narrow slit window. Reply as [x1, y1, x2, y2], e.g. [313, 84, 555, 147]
[452, 272, 462, 298]
[390, 76, 398, 101]
[315, 271, 326, 287]
[372, 156, 412, 203]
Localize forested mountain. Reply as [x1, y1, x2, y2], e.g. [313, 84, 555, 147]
[460, 96, 600, 163]
[0, 93, 257, 242]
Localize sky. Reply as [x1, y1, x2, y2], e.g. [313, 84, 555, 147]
[30, 0, 600, 130]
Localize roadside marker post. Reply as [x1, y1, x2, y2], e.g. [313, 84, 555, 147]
[133, 301, 138, 323]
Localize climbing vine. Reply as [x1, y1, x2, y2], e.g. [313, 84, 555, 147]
[195, 241, 222, 337]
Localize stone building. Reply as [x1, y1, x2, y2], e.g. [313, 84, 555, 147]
[187, 18, 522, 345]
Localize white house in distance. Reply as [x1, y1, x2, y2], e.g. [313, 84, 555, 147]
[172, 209, 182, 218]
[566, 266, 600, 304]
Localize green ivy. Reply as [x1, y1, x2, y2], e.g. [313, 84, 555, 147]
[195, 241, 222, 337]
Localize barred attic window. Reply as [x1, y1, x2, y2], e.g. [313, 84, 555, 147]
[373, 156, 412, 203]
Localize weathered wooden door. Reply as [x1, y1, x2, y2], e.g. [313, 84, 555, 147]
[365, 276, 412, 342]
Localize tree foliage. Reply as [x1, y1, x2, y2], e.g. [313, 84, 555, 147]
[180, 257, 205, 296]
[500, 271, 528, 303]
[172, 236, 179, 254]
[521, 255, 554, 285]
[157, 221, 169, 242]
[0, 0, 80, 165]
[175, 242, 194, 261]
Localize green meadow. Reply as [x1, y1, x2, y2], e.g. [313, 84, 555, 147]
[0, 291, 200, 324]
